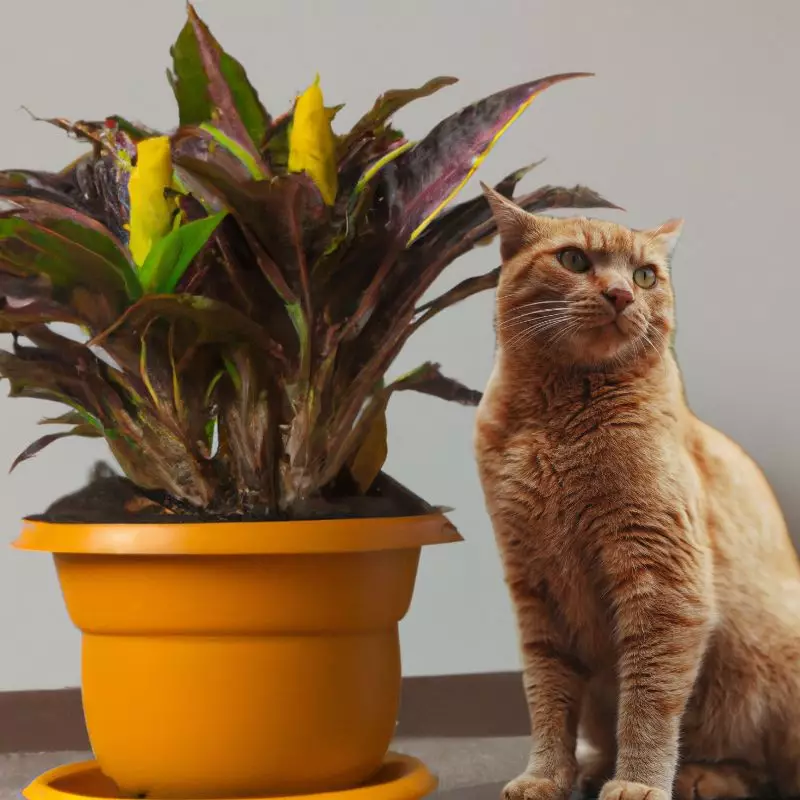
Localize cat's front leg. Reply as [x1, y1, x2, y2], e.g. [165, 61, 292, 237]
[503, 573, 588, 800]
[600, 553, 712, 800]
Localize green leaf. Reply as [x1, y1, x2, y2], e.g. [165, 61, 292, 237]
[0, 216, 142, 302]
[223, 356, 242, 392]
[169, 4, 270, 151]
[204, 369, 226, 404]
[139, 211, 228, 294]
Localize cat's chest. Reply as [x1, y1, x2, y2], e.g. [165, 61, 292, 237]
[506, 418, 652, 515]
[504, 528, 614, 665]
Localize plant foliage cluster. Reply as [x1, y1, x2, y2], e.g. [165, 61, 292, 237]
[0, 6, 614, 517]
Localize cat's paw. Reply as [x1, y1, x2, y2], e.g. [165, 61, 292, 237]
[598, 780, 668, 800]
[502, 774, 569, 800]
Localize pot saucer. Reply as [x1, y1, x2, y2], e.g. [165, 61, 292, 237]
[22, 753, 437, 800]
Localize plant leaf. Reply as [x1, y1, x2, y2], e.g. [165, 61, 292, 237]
[470, 184, 622, 251]
[405, 185, 620, 281]
[214, 347, 278, 508]
[411, 160, 545, 248]
[354, 140, 415, 195]
[69, 154, 134, 245]
[391, 362, 482, 406]
[175, 155, 325, 305]
[0, 339, 123, 433]
[378, 73, 592, 244]
[414, 266, 500, 323]
[263, 111, 292, 173]
[89, 293, 286, 371]
[128, 136, 177, 267]
[38, 410, 95, 427]
[0, 170, 87, 214]
[0, 271, 81, 330]
[106, 116, 159, 141]
[10, 424, 102, 472]
[347, 406, 387, 492]
[320, 362, 478, 489]
[169, 4, 270, 155]
[139, 211, 228, 294]
[0, 216, 141, 303]
[288, 76, 338, 205]
[200, 123, 267, 180]
[340, 76, 458, 162]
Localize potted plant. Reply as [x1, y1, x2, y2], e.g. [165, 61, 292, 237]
[3, 6, 613, 799]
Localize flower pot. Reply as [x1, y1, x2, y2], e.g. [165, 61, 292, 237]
[14, 514, 460, 799]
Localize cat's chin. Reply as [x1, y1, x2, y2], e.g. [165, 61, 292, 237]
[571, 322, 640, 365]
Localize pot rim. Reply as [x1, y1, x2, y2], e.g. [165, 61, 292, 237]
[23, 752, 436, 800]
[14, 513, 462, 555]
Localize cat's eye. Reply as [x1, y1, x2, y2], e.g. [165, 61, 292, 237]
[633, 266, 657, 289]
[557, 248, 591, 273]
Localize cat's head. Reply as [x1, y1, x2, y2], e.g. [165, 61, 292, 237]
[483, 183, 682, 368]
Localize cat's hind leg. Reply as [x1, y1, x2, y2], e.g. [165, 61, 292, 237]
[766, 703, 800, 797]
[673, 762, 773, 800]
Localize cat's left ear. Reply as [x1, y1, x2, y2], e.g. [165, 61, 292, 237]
[647, 218, 684, 258]
[480, 182, 544, 261]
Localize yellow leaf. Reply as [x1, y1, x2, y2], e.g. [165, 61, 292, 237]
[348, 408, 388, 493]
[128, 136, 176, 266]
[288, 75, 338, 205]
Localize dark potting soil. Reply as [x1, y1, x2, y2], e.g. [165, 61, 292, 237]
[27, 462, 439, 525]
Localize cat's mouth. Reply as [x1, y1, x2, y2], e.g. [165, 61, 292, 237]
[585, 313, 639, 345]
[592, 308, 637, 335]
[591, 314, 628, 335]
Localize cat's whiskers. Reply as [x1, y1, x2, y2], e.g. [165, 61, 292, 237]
[507, 314, 575, 350]
[549, 319, 582, 349]
[506, 318, 569, 350]
[650, 327, 670, 349]
[640, 330, 664, 366]
[506, 320, 569, 351]
[498, 310, 571, 330]
[497, 307, 571, 331]
[497, 302, 572, 321]
[513, 299, 570, 307]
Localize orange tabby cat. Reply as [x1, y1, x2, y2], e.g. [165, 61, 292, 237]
[474, 184, 800, 800]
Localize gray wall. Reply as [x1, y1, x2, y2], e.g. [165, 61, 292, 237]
[0, 0, 798, 690]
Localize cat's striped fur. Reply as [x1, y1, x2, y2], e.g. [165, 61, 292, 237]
[474, 186, 800, 800]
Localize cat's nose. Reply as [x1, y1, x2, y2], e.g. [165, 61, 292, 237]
[603, 285, 634, 312]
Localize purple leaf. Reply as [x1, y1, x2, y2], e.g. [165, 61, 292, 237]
[10, 426, 100, 472]
[378, 73, 592, 244]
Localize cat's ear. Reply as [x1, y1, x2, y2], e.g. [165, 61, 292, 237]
[647, 218, 684, 258]
[481, 182, 543, 261]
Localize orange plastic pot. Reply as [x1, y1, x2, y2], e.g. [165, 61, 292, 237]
[14, 514, 460, 799]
